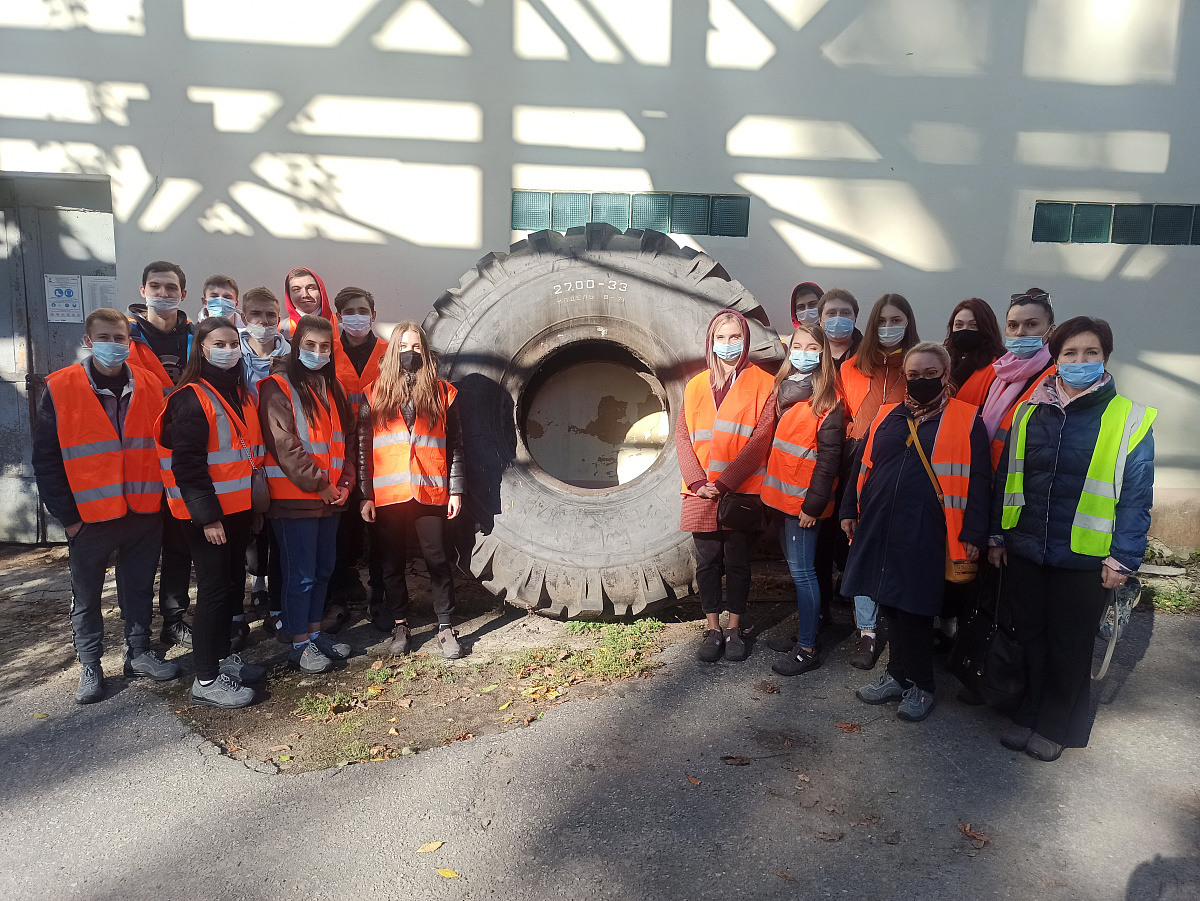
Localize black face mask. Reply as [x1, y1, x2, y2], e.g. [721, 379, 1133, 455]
[948, 329, 986, 352]
[399, 350, 423, 373]
[907, 376, 944, 405]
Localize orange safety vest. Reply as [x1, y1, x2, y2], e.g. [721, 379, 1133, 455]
[156, 381, 265, 519]
[127, 340, 176, 396]
[954, 362, 998, 407]
[333, 325, 388, 413]
[43, 363, 164, 522]
[368, 380, 457, 507]
[989, 374, 1047, 471]
[681, 364, 775, 495]
[761, 398, 840, 518]
[261, 374, 346, 500]
[856, 398, 975, 559]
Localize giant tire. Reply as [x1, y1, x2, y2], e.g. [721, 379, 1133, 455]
[424, 224, 784, 618]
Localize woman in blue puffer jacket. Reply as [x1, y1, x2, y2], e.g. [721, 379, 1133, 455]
[989, 316, 1155, 762]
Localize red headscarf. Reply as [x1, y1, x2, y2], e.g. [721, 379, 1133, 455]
[283, 266, 332, 334]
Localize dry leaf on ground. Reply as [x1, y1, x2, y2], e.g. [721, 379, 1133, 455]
[417, 841, 444, 853]
[371, 660, 383, 670]
[754, 681, 780, 694]
[834, 722, 863, 734]
[957, 822, 990, 849]
[397, 699, 413, 708]
[777, 870, 795, 882]
[480, 684, 498, 693]
[721, 756, 751, 766]
[816, 830, 845, 842]
[498, 701, 512, 711]
[687, 775, 701, 785]
[388, 727, 400, 736]
[268, 744, 291, 753]
[436, 869, 459, 878]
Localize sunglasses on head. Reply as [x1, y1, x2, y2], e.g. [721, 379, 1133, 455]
[1010, 292, 1052, 307]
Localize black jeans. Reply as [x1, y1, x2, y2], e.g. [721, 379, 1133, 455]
[692, 530, 752, 616]
[159, 498, 192, 625]
[882, 605, 936, 693]
[814, 513, 849, 608]
[332, 487, 384, 598]
[1005, 553, 1109, 747]
[375, 500, 455, 624]
[244, 526, 282, 613]
[182, 511, 254, 681]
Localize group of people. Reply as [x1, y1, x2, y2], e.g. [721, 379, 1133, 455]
[33, 262, 463, 710]
[678, 284, 1155, 762]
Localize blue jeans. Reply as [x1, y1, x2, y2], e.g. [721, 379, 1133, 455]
[780, 516, 821, 650]
[854, 595, 877, 632]
[272, 515, 341, 637]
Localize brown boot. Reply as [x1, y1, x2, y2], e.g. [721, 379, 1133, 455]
[388, 622, 411, 656]
[849, 633, 881, 670]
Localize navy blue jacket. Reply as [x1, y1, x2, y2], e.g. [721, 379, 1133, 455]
[990, 376, 1154, 572]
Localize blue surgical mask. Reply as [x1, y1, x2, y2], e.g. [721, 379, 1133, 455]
[299, 349, 330, 371]
[341, 314, 372, 337]
[146, 296, 181, 314]
[1005, 335, 1044, 359]
[206, 346, 242, 370]
[712, 340, 743, 361]
[795, 307, 819, 325]
[205, 297, 237, 319]
[90, 341, 129, 369]
[877, 325, 906, 347]
[789, 350, 821, 373]
[823, 316, 854, 340]
[1058, 361, 1105, 389]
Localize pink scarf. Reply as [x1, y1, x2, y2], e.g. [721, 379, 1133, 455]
[980, 345, 1052, 438]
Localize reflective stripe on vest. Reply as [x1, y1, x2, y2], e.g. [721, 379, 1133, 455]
[156, 381, 265, 519]
[261, 374, 346, 501]
[43, 363, 164, 522]
[681, 364, 775, 496]
[760, 399, 838, 518]
[1002, 395, 1157, 556]
[368, 380, 457, 507]
[333, 325, 388, 414]
[857, 398, 977, 558]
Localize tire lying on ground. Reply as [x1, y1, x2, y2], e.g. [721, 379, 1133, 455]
[424, 224, 783, 619]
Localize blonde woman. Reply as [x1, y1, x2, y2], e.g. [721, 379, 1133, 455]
[358, 323, 465, 659]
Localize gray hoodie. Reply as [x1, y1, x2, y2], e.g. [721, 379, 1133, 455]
[240, 330, 291, 398]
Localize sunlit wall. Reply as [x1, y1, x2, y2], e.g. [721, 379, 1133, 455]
[2, 0, 1198, 539]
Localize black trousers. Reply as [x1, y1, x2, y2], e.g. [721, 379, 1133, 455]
[332, 487, 383, 598]
[244, 526, 282, 612]
[941, 579, 975, 620]
[814, 513, 849, 607]
[182, 511, 254, 681]
[159, 498, 192, 624]
[375, 500, 455, 624]
[1005, 553, 1109, 747]
[883, 605, 936, 693]
[692, 530, 752, 616]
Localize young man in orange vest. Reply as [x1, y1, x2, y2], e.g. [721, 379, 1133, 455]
[127, 261, 196, 649]
[328, 286, 389, 630]
[33, 309, 182, 704]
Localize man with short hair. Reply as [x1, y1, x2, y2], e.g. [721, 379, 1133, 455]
[128, 261, 195, 648]
[33, 308, 181, 703]
[198, 274, 244, 327]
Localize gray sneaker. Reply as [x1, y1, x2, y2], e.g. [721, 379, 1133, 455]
[312, 632, 351, 661]
[897, 685, 936, 721]
[123, 649, 181, 681]
[190, 674, 254, 709]
[437, 627, 463, 660]
[855, 672, 906, 705]
[289, 642, 333, 674]
[75, 662, 105, 704]
[219, 653, 266, 683]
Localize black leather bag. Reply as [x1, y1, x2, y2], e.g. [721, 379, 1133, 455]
[717, 492, 764, 532]
[948, 565, 1025, 711]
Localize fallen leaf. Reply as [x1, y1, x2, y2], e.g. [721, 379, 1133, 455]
[886, 788, 899, 794]
[278, 755, 292, 762]
[776, 870, 795, 882]
[957, 822, 990, 849]
[523, 715, 536, 726]
[754, 681, 780, 694]
[796, 773, 810, 783]
[834, 722, 863, 734]
[884, 831, 902, 845]
[387, 717, 398, 723]
[556, 650, 570, 661]
[367, 685, 384, 693]
[498, 701, 512, 711]
[436, 869, 459, 878]
[414, 651, 429, 658]
[289, 732, 302, 739]
[417, 841, 445, 853]
[397, 699, 413, 708]
[268, 744, 291, 753]
[480, 684, 499, 693]
[448, 732, 473, 743]
[687, 775, 701, 785]
[721, 756, 752, 766]
[33, 713, 48, 719]
[817, 830, 845, 842]
[388, 727, 400, 735]
[371, 660, 383, 670]
[502, 715, 515, 724]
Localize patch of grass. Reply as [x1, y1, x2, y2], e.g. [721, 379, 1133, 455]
[509, 620, 664, 682]
[334, 716, 363, 735]
[295, 690, 354, 720]
[1146, 583, 1200, 615]
[338, 740, 373, 764]
[364, 666, 397, 685]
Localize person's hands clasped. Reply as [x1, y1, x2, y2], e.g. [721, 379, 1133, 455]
[203, 521, 226, 545]
[319, 484, 349, 506]
[696, 481, 720, 500]
[1101, 565, 1129, 590]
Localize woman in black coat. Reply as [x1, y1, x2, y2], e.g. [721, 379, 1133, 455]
[840, 342, 991, 721]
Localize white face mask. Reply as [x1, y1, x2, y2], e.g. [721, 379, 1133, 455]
[206, 346, 242, 370]
[244, 323, 277, 344]
[341, 314, 372, 337]
[877, 325, 906, 347]
[146, 296, 181, 314]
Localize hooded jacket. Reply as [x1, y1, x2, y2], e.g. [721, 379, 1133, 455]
[283, 266, 333, 336]
[239, 329, 291, 398]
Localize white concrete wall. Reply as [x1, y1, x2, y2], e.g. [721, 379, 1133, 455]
[1, 0, 1197, 541]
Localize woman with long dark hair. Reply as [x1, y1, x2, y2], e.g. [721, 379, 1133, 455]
[944, 298, 1005, 405]
[156, 317, 265, 707]
[258, 314, 357, 673]
[358, 322, 465, 659]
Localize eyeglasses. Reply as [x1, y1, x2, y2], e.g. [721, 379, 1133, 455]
[1010, 291, 1052, 307]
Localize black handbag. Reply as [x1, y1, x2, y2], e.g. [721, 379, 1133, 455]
[717, 492, 764, 532]
[948, 565, 1025, 711]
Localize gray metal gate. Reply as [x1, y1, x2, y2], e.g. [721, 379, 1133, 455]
[1, 173, 116, 544]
